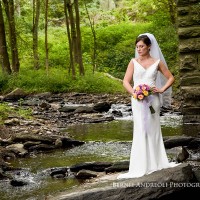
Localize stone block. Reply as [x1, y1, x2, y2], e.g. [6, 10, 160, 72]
[181, 86, 200, 96]
[180, 74, 200, 86]
[178, 12, 200, 27]
[185, 103, 200, 109]
[182, 96, 200, 106]
[179, 38, 200, 52]
[177, 7, 189, 16]
[183, 114, 200, 123]
[182, 107, 200, 115]
[180, 86, 200, 117]
[178, 26, 200, 39]
[177, 0, 200, 6]
[182, 99, 200, 108]
[181, 94, 200, 104]
[182, 123, 200, 134]
[179, 54, 199, 72]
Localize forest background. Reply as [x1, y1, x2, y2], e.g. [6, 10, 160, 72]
[0, 0, 179, 94]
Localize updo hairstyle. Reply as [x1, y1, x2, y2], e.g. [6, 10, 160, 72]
[135, 35, 151, 46]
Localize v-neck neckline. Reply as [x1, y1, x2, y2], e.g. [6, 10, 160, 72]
[135, 59, 159, 70]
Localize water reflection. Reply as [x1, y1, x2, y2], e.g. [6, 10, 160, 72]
[67, 120, 133, 142]
[67, 114, 183, 142]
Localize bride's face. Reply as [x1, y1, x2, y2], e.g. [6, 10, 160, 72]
[136, 41, 150, 56]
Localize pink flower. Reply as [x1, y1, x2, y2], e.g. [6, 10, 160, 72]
[142, 85, 147, 91]
[138, 94, 144, 100]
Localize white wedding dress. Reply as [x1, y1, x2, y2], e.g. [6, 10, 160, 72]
[117, 59, 179, 179]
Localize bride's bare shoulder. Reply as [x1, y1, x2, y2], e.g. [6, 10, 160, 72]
[130, 58, 136, 64]
[127, 59, 135, 69]
[131, 58, 137, 62]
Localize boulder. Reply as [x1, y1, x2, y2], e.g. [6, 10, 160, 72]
[70, 162, 113, 172]
[3, 88, 27, 101]
[164, 136, 194, 149]
[50, 167, 68, 178]
[75, 170, 98, 179]
[176, 146, 190, 163]
[59, 106, 77, 112]
[61, 138, 85, 148]
[10, 179, 28, 187]
[28, 144, 55, 151]
[105, 161, 129, 173]
[4, 118, 20, 126]
[74, 106, 94, 113]
[93, 102, 111, 112]
[187, 138, 200, 149]
[23, 141, 41, 149]
[11, 134, 55, 144]
[6, 144, 28, 156]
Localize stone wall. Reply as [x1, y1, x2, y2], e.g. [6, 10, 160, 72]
[177, 0, 200, 123]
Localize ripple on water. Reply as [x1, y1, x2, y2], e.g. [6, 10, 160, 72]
[65, 141, 132, 161]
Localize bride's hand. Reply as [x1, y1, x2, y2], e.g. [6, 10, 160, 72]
[152, 87, 164, 93]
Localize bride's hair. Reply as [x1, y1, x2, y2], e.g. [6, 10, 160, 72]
[135, 35, 151, 46]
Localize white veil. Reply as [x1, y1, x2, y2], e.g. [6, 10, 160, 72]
[135, 33, 172, 108]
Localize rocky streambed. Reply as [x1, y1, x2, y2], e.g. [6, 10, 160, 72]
[0, 88, 200, 199]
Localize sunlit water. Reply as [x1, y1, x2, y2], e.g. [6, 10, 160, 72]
[1, 104, 198, 200]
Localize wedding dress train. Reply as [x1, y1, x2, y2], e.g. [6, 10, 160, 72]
[117, 59, 179, 179]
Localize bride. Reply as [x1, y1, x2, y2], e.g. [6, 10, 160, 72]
[117, 33, 179, 179]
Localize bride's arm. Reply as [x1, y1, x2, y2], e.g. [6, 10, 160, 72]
[123, 59, 135, 95]
[154, 61, 175, 93]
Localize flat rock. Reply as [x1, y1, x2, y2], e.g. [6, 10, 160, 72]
[49, 163, 198, 200]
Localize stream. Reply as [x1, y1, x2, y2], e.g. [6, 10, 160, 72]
[0, 103, 197, 200]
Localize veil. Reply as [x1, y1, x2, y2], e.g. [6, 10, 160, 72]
[135, 33, 172, 108]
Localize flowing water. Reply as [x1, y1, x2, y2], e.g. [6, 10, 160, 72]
[0, 104, 198, 200]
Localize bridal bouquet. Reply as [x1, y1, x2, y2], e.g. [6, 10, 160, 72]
[132, 84, 155, 114]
